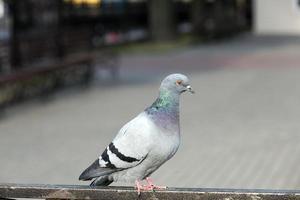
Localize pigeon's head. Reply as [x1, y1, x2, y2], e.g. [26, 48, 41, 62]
[160, 73, 194, 95]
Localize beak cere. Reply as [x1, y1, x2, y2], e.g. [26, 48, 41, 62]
[186, 85, 195, 94]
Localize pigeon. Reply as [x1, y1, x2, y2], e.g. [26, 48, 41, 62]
[79, 73, 194, 194]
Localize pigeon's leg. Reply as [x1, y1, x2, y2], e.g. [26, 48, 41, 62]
[145, 177, 167, 190]
[135, 180, 143, 195]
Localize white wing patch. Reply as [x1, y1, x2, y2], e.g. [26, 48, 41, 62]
[98, 112, 156, 169]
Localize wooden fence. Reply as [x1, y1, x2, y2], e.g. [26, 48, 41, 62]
[1, 183, 300, 200]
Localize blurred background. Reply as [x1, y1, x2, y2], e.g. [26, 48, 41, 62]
[1, 0, 300, 190]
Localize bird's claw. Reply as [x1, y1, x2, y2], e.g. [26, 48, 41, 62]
[135, 178, 167, 195]
[145, 177, 167, 190]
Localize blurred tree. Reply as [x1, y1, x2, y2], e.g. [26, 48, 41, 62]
[191, 0, 250, 39]
[7, 0, 21, 69]
[55, 0, 64, 58]
[191, 0, 204, 36]
[148, 0, 176, 41]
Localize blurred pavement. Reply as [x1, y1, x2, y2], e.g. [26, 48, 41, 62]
[1, 34, 300, 189]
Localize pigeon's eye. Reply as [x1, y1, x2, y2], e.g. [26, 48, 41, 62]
[176, 80, 183, 85]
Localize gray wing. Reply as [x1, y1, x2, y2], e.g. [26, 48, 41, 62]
[79, 159, 119, 181]
[79, 112, 153, 181]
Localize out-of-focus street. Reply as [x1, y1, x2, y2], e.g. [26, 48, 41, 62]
[1, 34, 300, 189]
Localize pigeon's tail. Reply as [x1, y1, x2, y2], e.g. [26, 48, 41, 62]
[79, 159, 119, 182]
[90, 176, 113, 186]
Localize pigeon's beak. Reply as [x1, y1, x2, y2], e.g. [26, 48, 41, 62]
[186, 85, 195, 94]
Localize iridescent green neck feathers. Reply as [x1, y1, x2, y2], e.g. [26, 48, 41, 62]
[145, 89, 180, 120]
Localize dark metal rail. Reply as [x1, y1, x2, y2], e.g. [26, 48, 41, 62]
[1, 183, 300, 200]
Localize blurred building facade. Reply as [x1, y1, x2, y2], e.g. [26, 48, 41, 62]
[254, 0, 300, 35]
[0, 0, 252, 108]
[0, 0, 252, 73]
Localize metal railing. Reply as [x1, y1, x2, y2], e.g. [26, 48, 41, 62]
[1, 183, 300, 200]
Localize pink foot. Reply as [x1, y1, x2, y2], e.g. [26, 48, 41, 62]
[145, 177, 167, 190]
[135, 180, 151, 195]
[135, 178, 167, 195]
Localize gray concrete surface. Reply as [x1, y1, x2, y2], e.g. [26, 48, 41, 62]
[1, 34, 300, 189]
